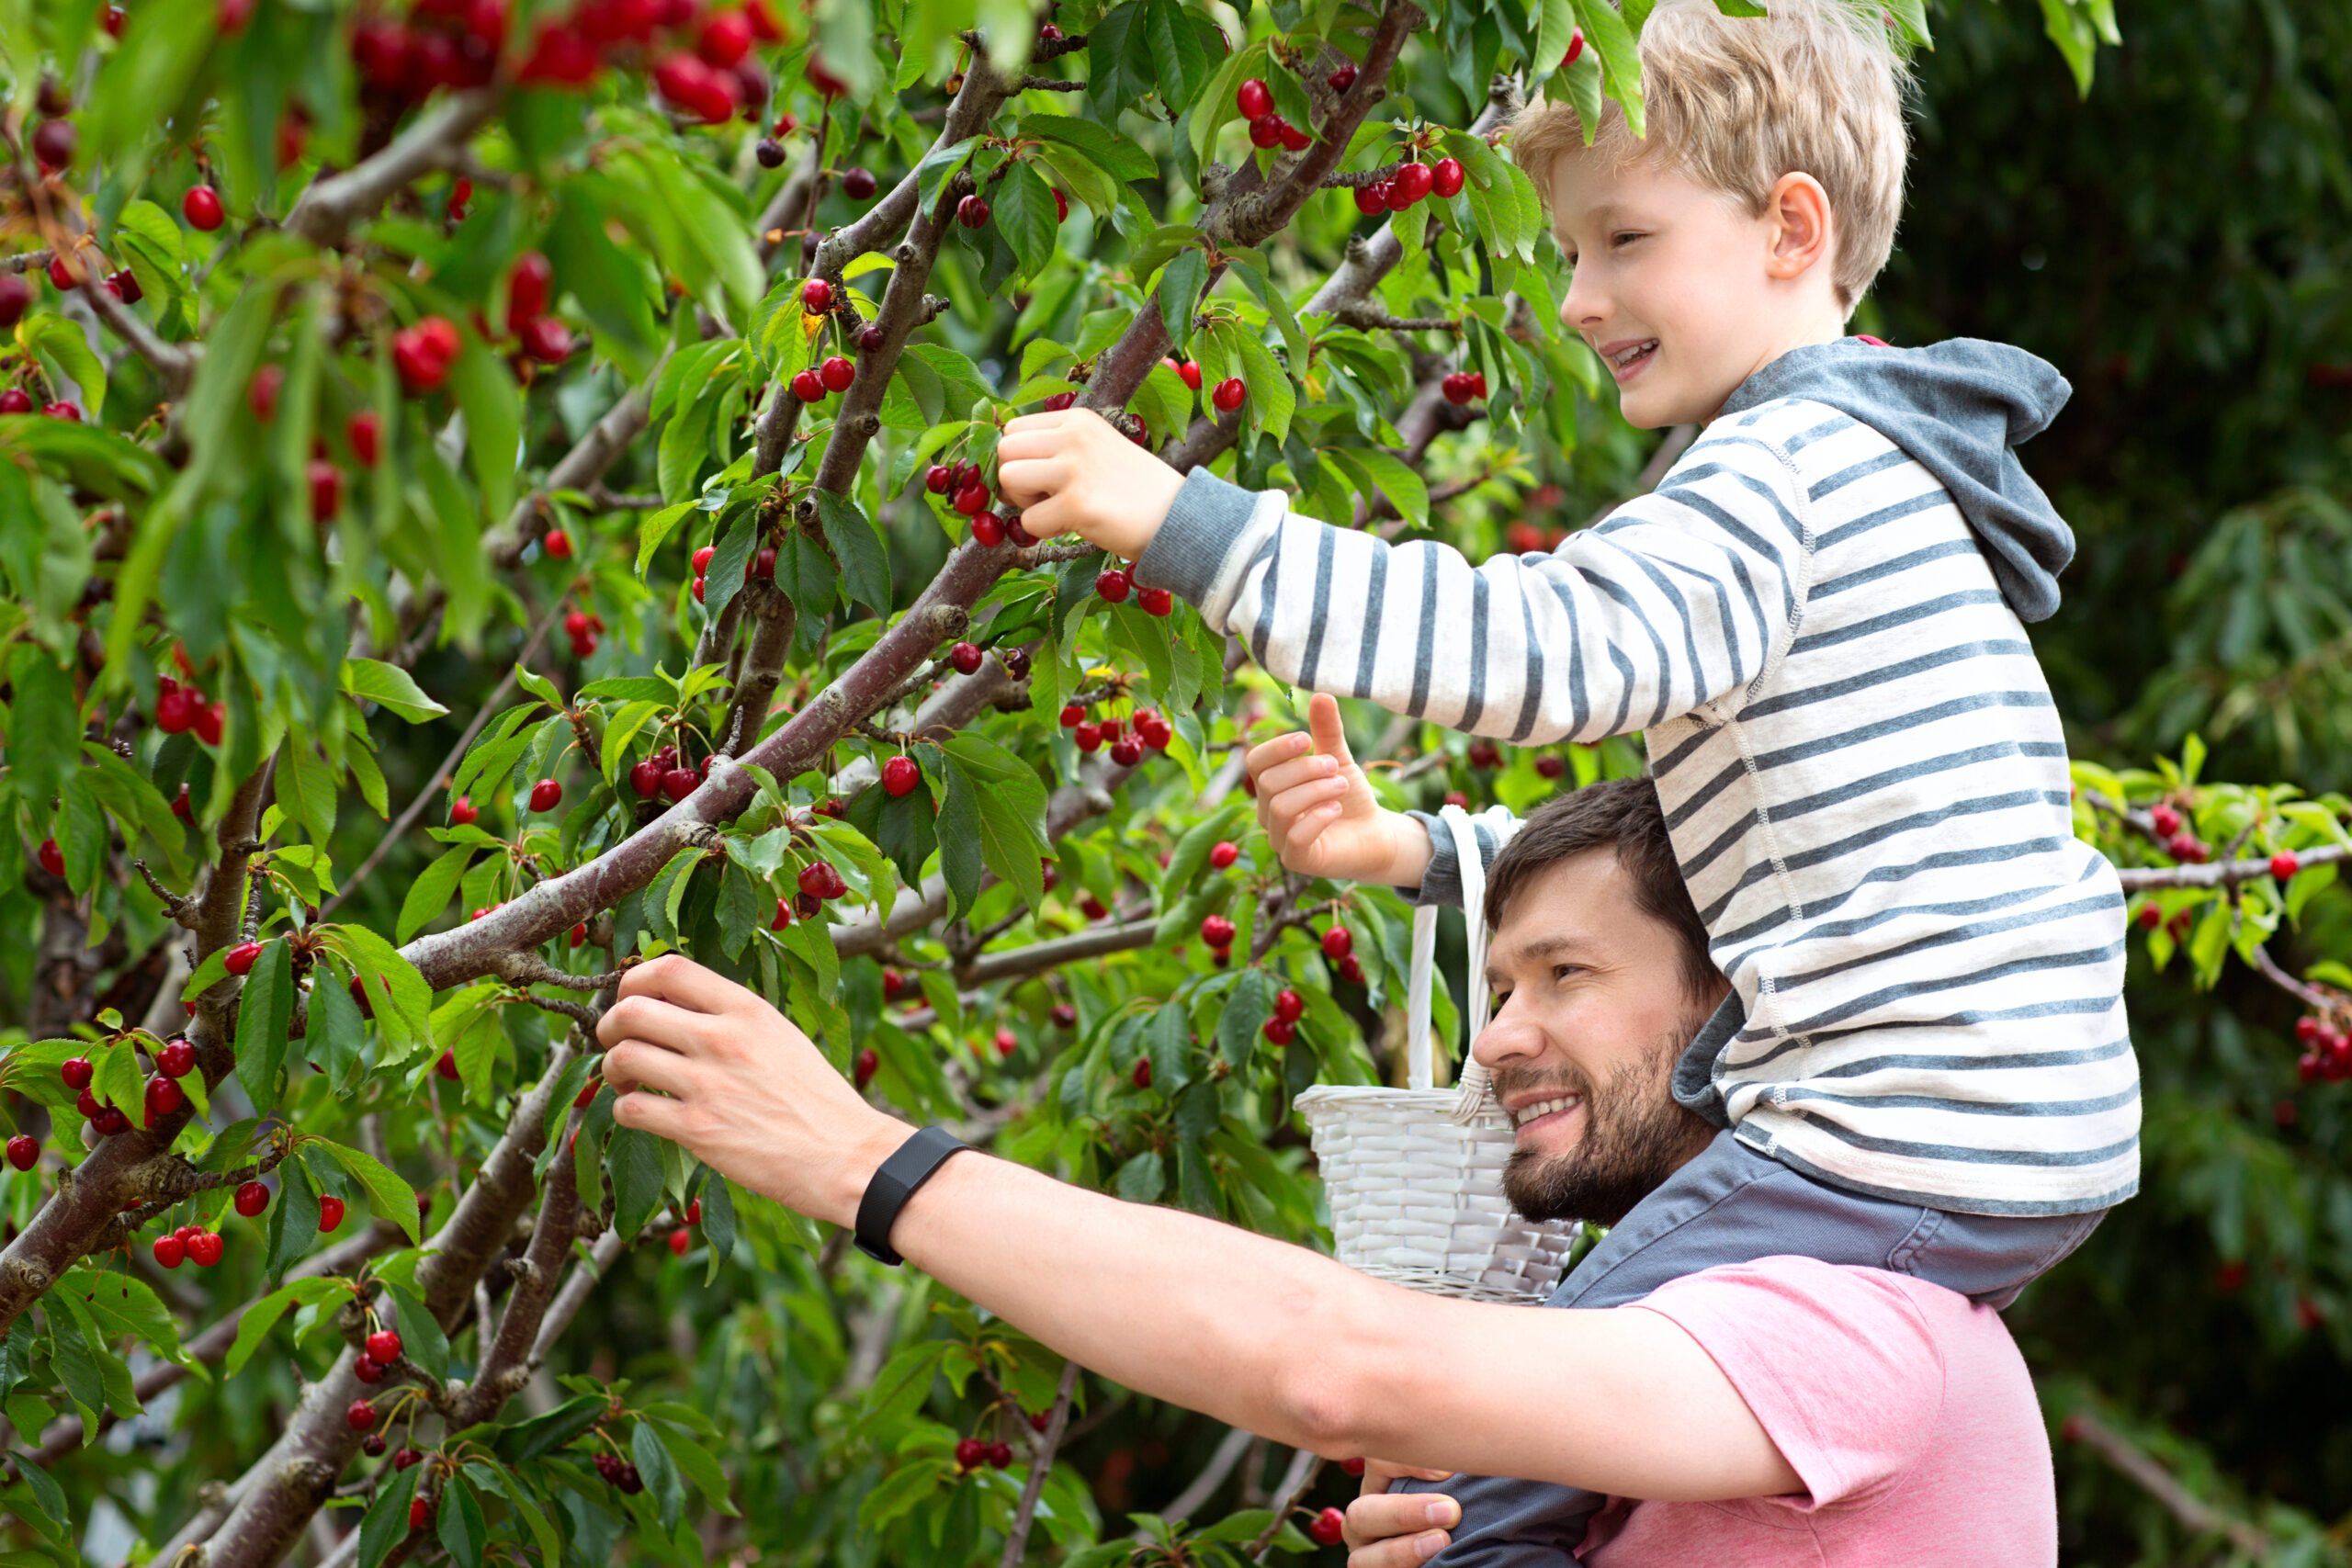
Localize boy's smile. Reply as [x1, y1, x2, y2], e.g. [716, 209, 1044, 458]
[1547, 153, 1852, 428]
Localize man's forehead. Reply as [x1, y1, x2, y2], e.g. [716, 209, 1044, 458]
[1486, 850, 1631, 979]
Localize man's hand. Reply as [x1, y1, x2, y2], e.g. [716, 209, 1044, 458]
[997, 408, 1185, 561]
[1248, 694, 1432, 888]
[597, 953, 908, 1229]
[1344, 1461, 1460, 1566]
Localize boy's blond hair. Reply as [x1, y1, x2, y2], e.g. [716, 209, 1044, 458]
[1514, 0, 1911, 310]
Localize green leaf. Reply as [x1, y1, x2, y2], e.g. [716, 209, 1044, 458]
[1114, 1149, 1166, 1203]
[397, 845, 475, 943]
[343, 657, 450, 722]
[1327, 447, 1429, 533]
[933, 753, 987, 920]
[1019, 114, 1159, 183]
[609, 1125, 667, 1240]
[632, 1417, 687, 1534]
[318, 1141, 423, 1244]
[1218, 966, 1271, 1071]
[447, 330, 522, 524]
[436, 1470, 487, 1568]
[815, 490, 892, 615]
[1158, 249, 1208, 358]
[993, 160, 1062, 281]
[912, 135, 983, 221]
[95, 1039, 143, 1123]
[232, 940, 297, 1112]
[265, 1152, 321, 1280]
[656, 1423, 740, 1516]
[55, 1270, 199, 1371]
[387, 1280, 449, 1383]
[1569, 0, 1645, 136]
[356, 1462, 421, 1568]
[941, 732, 1049, 912]
[699, 1170, 737, 1286]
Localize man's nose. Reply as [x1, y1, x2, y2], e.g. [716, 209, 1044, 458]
[1472, 991, 1546, 1072]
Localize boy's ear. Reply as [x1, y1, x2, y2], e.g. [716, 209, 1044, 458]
[1763, 172, 1836, 284]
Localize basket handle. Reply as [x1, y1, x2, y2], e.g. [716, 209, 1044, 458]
[1403, 806, 1493, 1097]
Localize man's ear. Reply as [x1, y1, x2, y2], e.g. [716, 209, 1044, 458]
[1763, 172, 1835, 283]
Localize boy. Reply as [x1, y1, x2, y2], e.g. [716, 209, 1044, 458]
[1000, 0, 2134, 1554]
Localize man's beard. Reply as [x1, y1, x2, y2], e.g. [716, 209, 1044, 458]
[1494, 1010, 1714, 1228]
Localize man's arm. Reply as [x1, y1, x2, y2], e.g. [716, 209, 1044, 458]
[597, 955, 1800, 1503]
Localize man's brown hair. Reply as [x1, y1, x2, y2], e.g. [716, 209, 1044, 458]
[1482, 777, 1721, 1004]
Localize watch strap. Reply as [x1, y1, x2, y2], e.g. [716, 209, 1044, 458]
[854, 1125, 969, 1266]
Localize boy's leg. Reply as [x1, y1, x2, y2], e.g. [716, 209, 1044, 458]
[1389, 1131, 2107, 1561]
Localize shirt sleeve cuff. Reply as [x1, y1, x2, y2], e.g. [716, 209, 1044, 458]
[1395, 811, 1458, 908]
[1132, 467, 1258, 607]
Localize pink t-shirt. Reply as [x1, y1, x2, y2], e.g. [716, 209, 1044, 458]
[1577, 1256, 2055, 1567]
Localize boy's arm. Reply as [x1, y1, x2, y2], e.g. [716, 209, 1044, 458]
[1135, 451, 1809, 746]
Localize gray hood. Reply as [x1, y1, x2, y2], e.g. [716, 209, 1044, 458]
[1718, 337, 2075, 623]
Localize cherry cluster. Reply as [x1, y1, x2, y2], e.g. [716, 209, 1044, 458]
[1350, 156, 1464, 217]
[1440, 368, 1487, 406]
[1504, 520, 1571, 555]
[1058, 702, 1173, 766]
[592, 1450, 648, 1492]
[629, 739, 708, 803]
[354, 1327, 406, 1383]
[153, 674, 228, 747]
[668, 1194, 703, 1254]
[791, 857, 851, 920]
[953, 1436, 1016, 1472]
[153, 1224, 227, 1269]
[1235, 77, 1312, 152]
[2144, 802, 2210, 863]
[561, 604, 606, 659]
[686, 534, 779, 604]
[352, 0, 517, 103]
[503, 250, 577, 367]
[1091, 564, 1174, 616]
[1261, 986, 1306, 1045]
[2295, 1015, 2350, 1083]
[1322, 923, 1365, 986]
[390, 315, 463, 394]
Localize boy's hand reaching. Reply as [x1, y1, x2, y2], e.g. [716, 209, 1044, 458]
[997, 409, 1185, 561]
[1247, 694, 1433, 889]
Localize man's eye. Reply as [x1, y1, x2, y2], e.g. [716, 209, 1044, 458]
[1553, 964, 1579, 981]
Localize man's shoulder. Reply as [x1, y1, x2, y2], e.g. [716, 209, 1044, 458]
[1634, 1256, 2000, 1356]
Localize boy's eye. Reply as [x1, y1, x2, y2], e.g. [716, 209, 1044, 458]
[1610, 231, 1642, 249]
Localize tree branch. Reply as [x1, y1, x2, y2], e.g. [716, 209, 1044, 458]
[996, 1359, 1081, 1568]
[2113, 841, 2346, 891]
[285, 89, 500, 246]
[2063, 1408, 2270, 1559]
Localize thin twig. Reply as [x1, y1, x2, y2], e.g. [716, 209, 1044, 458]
[1248, 1451, 1325, 1562]
[2063, 1408, 2269, 1559]
[996, 1359, 1082, 1568]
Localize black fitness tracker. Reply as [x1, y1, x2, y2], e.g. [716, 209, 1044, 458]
[853, 1125, 969, 1265]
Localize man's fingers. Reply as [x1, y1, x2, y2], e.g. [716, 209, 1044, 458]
[613, 953, 748, 1015]
[1343, 1530, 1452, 1567]
[597, 992, 723, 1056]
[1306, 692, 1355, 769]
[600, 1038, 700, 1100]
[609, 1086, 692, 1143]
[1360, 1461, 1456, 1491]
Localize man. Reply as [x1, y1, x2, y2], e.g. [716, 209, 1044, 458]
[599, 780, 2058, 1563]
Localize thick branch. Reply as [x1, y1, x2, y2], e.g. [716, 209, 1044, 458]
[2064, 1409, 2269, 1559]
[285, 89, 499, 246]
[486, 356, 671, 568]
[74, 268, 195, 393]
[2113, 841, 2346, 891]
[959, 919, 1156, 987]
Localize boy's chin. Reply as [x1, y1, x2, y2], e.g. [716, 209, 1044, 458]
[1618, 379, 1717, 430]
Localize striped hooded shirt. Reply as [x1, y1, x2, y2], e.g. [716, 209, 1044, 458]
[1133, 338, 2137, 1216]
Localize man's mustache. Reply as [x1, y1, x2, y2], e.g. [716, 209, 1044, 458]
[1487, 1063, 1597, 1104]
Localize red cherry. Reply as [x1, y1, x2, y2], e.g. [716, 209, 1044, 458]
[1309, 1507, 1345, 1547]
[1274, 988, 1305, 1023]
[1212, 378, 1246, 413]
[1352, 182, 1388, 217]
[1051, 1003, 1078, 1030]
[153, 1234, 186, 1269]
[995, 1028, 1018, 1057]
[144, 1077, 184, 1121]
[37, 836, 64, 878]
[771, 896, 793, 931]
[663, 766, 699, 802]
[820, 355, 855, 392]
[529, 777, 563, 812]
[519, 316, 574, 363]
[1138, 587, 1173, 616]
[0, 386, 28, 414]
[1535, 755, 1566, 779]
[1236, 77, 1273, 118]
[1249, 114, 1284, 150]
[1562, 27, 1585, 66]
[1279, 122, 1311, 152]
[435, 1049, 460, 1081]
[947, 640, 985, 675]
[842, 166, 877, 200]
[410, 1496, 432, 1530]
[1131, 1056, 1153, 1089]
[356, 1352, 387, 1385]
[1200, 915, 1236, 949]
[1109, 737, 1144, 766]
[1095, 567, 1132, 603]
[882, 756, 921, 797]
[628, 759, 663, 799]
[695, 8, 752, 65]
[2271, 852, 2301, 881]
[1431, 157, 1466, 198]
[183, 185, 226, 231]
[926, 464, 953, 494]
[319, 1194, 345, 1233]
[1329, 64, 1358, 93]
[1207, 840, 1239, 870]
[30, 118, 75, 171]
[234, 1180, 269, 1218]
[1031, 1410, 1051, 1433]
[6, 1134, 36, 1171]
[2149, 804, 2182, 837]
[1393, 162, 1434, 203]
[2297, 1017, 2325, 1044]
[1073, 722, 1102, 753]
[366, 1327, 401, 1362]
[1341, 1456, 1367, 1475]
[61, 1057, 93, 1091]
[506, 250, 554, 329]
[955, 1438, 985, 1470]
[669, 1226, 691, 1256]
[956, 194, 989, 229]
[1321, 925, 1353, 961]
[986, 1440, 1013, 1468]
[854, 1047, 878, 1089]
[799, 277, 833, 315]
[40, 400, 81, 423]
[224, 942, 263, 976]
[187, 1230, 224, 1267]
[308, 459, 343, 522]
[1262, 1017, 1295, 1044]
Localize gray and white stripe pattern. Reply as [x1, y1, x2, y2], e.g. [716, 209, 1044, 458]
[1135, 397, 2137, 1215]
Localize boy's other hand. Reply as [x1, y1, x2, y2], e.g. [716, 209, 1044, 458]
[997, 409, 1184, 562]
[1247, 694, 1433, 889]
[1343, 1461, 1459, 1566]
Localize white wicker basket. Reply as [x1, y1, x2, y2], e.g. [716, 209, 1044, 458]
[1295, 807, 1579, 1303]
